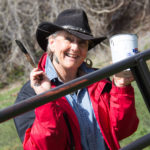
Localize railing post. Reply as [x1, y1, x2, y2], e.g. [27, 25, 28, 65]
[131, 58, 150, 112]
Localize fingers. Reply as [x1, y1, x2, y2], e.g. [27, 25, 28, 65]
[30, 68, 45, 87]
[30, 68, 51, 94]
[115, 71, 133, 78]
[114, 72, 134, 87]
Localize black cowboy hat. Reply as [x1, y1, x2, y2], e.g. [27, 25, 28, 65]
[36, 9, 107, 51]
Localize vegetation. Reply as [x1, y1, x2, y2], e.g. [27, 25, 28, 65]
[0, 0, 150, 88]
[0, 84, 23, 150]
[0, 81, 150, 150]
[0, 0, 150, 149]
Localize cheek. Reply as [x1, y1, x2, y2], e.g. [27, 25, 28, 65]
[54, 45, 70, 59]
[81, 50, 88, 59]
[56, 40, 71, 51]
[62, 42, 71, 50]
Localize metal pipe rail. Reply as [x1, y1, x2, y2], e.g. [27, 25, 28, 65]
[0, 49, 150, 123]
[0, 49, 150, 150]
[120, 133, 150, 150]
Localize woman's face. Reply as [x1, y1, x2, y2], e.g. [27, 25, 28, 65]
[49, 31, 88, 70]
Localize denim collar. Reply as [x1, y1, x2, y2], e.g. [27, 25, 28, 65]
[45, 56, 58, 81]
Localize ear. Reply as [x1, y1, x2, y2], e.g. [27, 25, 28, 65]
[47, 37, 55, 52]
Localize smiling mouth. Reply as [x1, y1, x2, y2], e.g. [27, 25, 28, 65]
[65, 53, 79, 59]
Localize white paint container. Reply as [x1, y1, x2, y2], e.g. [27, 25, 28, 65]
[109, 34, 138, 63]
[109, 34, 138, 77]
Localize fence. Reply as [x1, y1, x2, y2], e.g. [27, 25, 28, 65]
[0, 49, 150, 149]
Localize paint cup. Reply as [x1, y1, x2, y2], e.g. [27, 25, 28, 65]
[109, 34, 138, 77]
[109, 34, 138, 63]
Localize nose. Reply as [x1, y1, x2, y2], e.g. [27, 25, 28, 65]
[70, 42, 79, 51]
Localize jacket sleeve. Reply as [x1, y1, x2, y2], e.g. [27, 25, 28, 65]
[14, 81, 69, 150]
[109, 81, 139, 140]
[23, 101, 69, 150]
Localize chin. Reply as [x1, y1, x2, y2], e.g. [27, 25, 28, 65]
[64, 64, 80, 69]
[63, 60, 82, 69]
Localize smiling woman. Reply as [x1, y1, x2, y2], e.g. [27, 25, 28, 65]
[14, 8, 139, 150]
[47, 31, 88, 82]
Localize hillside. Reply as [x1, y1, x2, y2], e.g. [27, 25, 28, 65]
[0, 0, 150, 87]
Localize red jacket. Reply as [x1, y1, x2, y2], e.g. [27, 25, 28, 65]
[23, 53, 139, 150]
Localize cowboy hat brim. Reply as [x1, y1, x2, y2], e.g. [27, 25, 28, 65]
[36, 22, 107, 51]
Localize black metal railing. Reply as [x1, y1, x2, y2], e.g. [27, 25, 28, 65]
[0, 49, 150, 149]
[120, 133, 150, 150]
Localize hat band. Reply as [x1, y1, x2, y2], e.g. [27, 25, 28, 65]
[62, 25, 92, 36]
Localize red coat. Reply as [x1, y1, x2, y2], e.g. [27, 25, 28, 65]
[23, 53, 139, 150]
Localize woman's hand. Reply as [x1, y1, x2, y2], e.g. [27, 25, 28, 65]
[30, 68, 51, 94]
[113, 71, 134, 87]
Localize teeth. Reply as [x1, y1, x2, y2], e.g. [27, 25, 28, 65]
[66, 53, 78, 58]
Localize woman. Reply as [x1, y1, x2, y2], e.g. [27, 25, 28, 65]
[14, 9, 139, 150]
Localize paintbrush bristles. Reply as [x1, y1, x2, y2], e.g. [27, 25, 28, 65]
[15, 40, 28, 54]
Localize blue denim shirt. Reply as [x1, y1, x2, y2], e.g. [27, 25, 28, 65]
[45, 56, 106, 150]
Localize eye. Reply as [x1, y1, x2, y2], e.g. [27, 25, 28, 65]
[79, 40, 86, 44]
[65, 36, 73, 42]
[79, 40, 88, 47]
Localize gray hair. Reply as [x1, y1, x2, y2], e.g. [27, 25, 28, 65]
[46, 31, 62, 60]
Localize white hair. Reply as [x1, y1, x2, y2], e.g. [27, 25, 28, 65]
[46, 31, 63, 60]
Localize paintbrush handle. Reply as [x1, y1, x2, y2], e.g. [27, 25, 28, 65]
[15, 40, 36, 68]
[25, 54, 36, 68]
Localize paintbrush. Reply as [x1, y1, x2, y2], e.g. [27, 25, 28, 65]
[15, 40, 36, 68]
